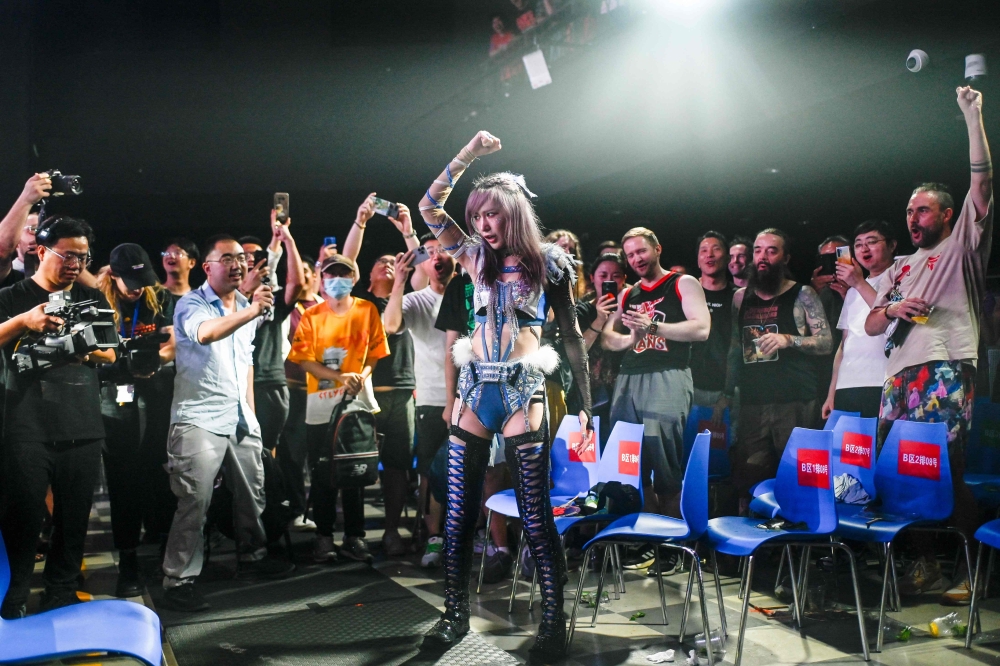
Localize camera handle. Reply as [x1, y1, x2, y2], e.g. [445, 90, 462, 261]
[260, 273, 274, 322]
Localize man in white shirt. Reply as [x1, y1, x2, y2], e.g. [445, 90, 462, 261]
[865, 86, 993, 604]
[821, 220, 898, 420]
[385, 234, 456, 566]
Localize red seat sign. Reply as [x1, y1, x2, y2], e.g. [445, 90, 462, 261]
[840, 432, 873, 469]
[697, 420, 728, 451]
[898, 440, 940, 481]
[568, 431, 597, 463]
[618, 440, 640, 476]
[797, 449, 830, 489]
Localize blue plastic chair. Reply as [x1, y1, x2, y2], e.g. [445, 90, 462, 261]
[567, 432, 721, 661]
[0, 530, 163, 666]
[964, 398, 1000, 507]
[836, 419, 969, 652]
[705, 428, 869, 666]
[478, 415, 601, 601]
[749, 409, 860, 500]
[750, 416, 878, 519]
[966, 518, 1000, 648]
[683, 404, 732, 479]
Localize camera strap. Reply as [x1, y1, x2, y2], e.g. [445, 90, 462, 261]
[120, 303, 140, 339]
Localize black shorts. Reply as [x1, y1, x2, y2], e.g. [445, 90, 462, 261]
[416, 405, 449, 475]
[375, 389, 415, 471]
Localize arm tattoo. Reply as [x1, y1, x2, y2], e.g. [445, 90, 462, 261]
[972, 159, 994, 174]
[791, 286, 832, 355]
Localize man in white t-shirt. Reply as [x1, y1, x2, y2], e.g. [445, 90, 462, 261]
[821, 220, 898, 420]
[865, 86, 993, 604]
[385, 234, 456, 567]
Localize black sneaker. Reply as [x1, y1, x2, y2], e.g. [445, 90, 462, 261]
[237, 555, 296, 580]
[341, 536, 374, 564]
[161, 583, 210, 612]
[623, 545, 655, 569]
[482, 549, 514, 584]
[646, 550, 679, 577]
[39, 589, 81, 613]
[0, 601, 26, 620]
[115, 549, 144, 598]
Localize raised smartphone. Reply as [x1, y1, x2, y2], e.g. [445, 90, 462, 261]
[274, 192, 289, 223]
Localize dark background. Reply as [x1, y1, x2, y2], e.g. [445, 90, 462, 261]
[0, 0, 997, 282]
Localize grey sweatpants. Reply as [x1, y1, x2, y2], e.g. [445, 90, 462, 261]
[611, 368, 693, 496]
[162, 423, 267, 588]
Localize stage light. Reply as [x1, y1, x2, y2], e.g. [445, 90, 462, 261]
[966, 54, 987, 82]
[906, 49, 929, 73]
[649, 0, 722, 27]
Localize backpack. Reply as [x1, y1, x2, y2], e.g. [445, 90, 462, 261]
[326, 394, 381, 488]
[206, 448, 295, 545]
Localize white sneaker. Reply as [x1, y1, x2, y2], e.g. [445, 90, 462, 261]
[422, 536, 444, 568]
[293, 515, 317, 532]
[313, 535, 338, 563]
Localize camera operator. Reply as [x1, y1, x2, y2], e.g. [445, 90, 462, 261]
[0, 174, 51, 287]
[0, 216, 115, 618]
[97, 244, 176, 598]
[161, 234, 293, 613]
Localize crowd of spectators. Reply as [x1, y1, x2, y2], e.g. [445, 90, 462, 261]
[0, 86, 992, 622]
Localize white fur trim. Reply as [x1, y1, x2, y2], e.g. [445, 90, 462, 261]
[451, 337, 560, 374]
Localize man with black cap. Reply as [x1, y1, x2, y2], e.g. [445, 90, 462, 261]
[0, 216, 116, 618]
[97, 243, 177, 598]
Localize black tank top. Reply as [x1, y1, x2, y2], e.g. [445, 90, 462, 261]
[737, 283, 817, 404]
[619, 272, 691, 375]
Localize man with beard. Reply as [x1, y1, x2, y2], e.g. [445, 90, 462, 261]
[864, 86, 992, 604]
[385, 235, 456, 565]
[161, 238, 199, 298]
[728, 236, 751, 289]
[603, 227, 710, 517]
[690, 231, 737, 412]
[341, 193, 420, 557]
[161, 235, 293, 612]
[723, 228, 832, 510]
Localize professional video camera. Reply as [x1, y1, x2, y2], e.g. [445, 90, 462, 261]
[122, 331, 170, 377]
[13, 291, 118, 373]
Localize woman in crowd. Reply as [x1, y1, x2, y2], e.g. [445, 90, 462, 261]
[417, 130, 592, 658]
[97, 243, 176, 598]
[545, 229, 588, 298]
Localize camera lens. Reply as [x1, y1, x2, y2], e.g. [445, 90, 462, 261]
[906, 56, 917, 70]
[66, 176, 83, 195]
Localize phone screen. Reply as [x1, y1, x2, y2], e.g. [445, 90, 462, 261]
[274, 192, 289, 223]
[601, 280, 619, 299]
[373, 197, 400, 219]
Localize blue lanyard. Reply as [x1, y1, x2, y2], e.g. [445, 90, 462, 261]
[121, 302, 140, 339]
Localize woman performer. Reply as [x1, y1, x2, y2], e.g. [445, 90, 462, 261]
[418, 130, 593, 659]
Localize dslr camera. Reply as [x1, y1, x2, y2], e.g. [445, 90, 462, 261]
[44, 169, 83, 196]
[13, 291, 117, 373]
[122, 331, 170, 377]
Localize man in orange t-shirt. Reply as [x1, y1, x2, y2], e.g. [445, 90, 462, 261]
[288, 254, 389, 564]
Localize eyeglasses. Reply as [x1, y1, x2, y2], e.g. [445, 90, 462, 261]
[46, 247, 92, 268]
[161, 250, 188, 260]
[25, 225, 37, 234]
[205, 254, 248, 267]
[375, 257, 395, 265]
[853, 238, 886, 251]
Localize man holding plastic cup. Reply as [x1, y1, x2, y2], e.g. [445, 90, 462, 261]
[865, 86, 993, 604]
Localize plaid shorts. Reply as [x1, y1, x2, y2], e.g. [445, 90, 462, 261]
[878, 359, 975, 460]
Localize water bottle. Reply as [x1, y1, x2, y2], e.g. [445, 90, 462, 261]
[929, 611, 967, 638]
[694, 628, 725, 655]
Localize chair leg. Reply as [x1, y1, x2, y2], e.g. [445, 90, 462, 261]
[888, 546, 901, 612]
[476, 510, 493, 594]
[567, 544, 595, 650]
[773, 545, 787, 595]
[508, 529, 526, 614]
[835, 542, 870, 662]
[876, 543, 892, 653]
[615, 544, 627, 595]
[738, 557, 748, 599]
[654, 545, 669, 627]
[967, 542, 985, 649]
[957, 531, 975, 634]
[592, 545, 611, 627]
[734, 555, 755, 666]
[786, 545, 803, 631]
[690, 548, 716, 666]
[800, 545, 813, 616]
[679, 558, 695, 641]
[710, 550, 728, 639]
[610, 544, 621, 599]
[529, 564, 538, 612]
[986, 546, 995, 600]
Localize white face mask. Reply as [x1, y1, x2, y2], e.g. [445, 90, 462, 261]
[324, 277, 353, 299]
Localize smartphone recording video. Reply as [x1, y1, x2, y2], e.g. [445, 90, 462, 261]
[274, 192, 289, 223]
[818, 253, 837, 276]
[411, 245, 431, 266]
[373, 197, 400, 220]
[601, 280, 619, 299]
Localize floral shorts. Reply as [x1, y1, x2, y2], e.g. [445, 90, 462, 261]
[878, 360, 975, 461]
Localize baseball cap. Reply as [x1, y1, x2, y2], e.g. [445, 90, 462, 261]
[110, 243, 159, 291]
[320, 254, 359, 280]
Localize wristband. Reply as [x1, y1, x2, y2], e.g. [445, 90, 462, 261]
[588, 325, 602, 334]
[354, 221, 366, 230]
[403, 232, 417, 239]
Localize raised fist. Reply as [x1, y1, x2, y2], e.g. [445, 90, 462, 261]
[957, 86, 983, 116]
[467, 131, 502, 158]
